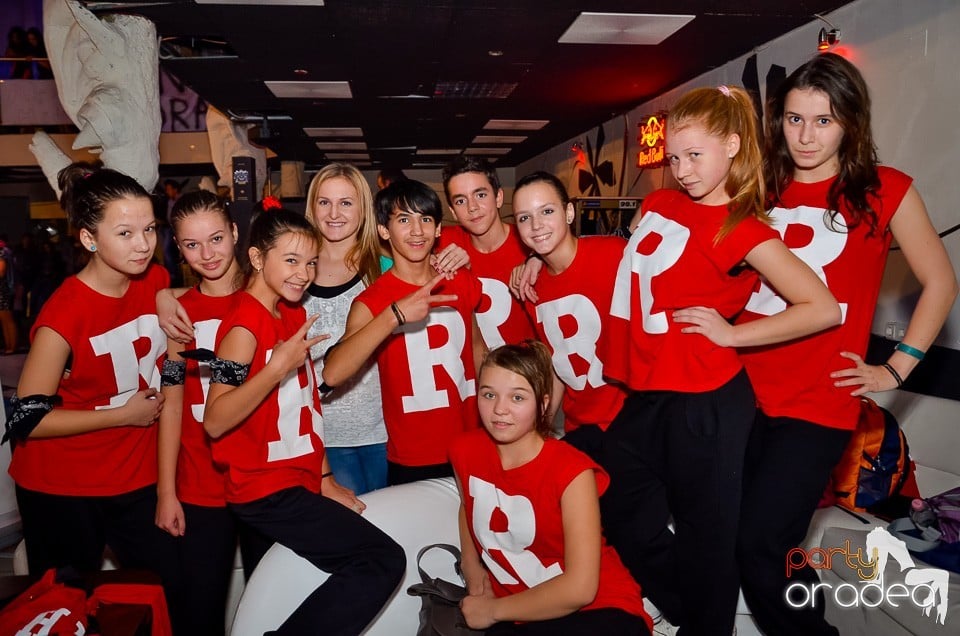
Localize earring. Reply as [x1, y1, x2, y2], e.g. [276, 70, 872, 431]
[89, 245, 97, 252]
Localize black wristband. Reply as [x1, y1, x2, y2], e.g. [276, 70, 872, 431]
[882, 362, 904, 388]
[322, 471, 334, 479]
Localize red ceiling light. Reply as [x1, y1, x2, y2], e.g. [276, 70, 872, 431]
[817, 27, 841, 51]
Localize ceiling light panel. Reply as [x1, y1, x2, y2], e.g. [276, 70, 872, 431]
[197, 1, 324, 5]
[483, 119, 549, 131]
[465, 148, 512, 155]
[558, 12, 695, 45]
[266, 81, 352, 99]
[303, 127, 363, 137]
[416, 149, 463, 155]
[324, 153, 370, 160]
[314, 141, 368, 150]
[472, 135, 527, 144]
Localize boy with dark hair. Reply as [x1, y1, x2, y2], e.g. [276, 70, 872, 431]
[324, 179, 486, 485]
[440, 156, 535, 348]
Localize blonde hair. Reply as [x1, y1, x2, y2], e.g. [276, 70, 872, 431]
[669, 85, 768, 240]
[305, 162, 382, 285]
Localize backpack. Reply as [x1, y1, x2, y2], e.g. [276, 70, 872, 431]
[831, 396, 913, 512]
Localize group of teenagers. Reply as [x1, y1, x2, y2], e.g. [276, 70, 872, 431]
[4, 52, 957, 636]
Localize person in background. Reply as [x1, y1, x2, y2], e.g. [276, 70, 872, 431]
[598, 85, 840, 635]
[376, 166, 408, 191]
[735, 52, 958, 636]
[451, 341, 652, 635]
[0, 235, 18, 354]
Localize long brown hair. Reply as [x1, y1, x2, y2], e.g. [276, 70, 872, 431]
[306, 162, 382, 285]
[669, 86, 768, 241]
[765, 53, 880, 235]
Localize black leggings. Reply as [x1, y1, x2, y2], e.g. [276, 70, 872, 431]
[600, 370, 755, 636]
[230, 486, 405, 636]
[175, 503, 237, 636]
[737, 412, 851, 636]
[486, 608, 649, 635]
[15, 484, 186, 633]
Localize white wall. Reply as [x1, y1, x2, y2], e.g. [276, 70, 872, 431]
[517, 0, 960, 350]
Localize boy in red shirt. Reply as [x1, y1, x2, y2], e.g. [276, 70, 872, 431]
[324, 179, 487, 485]
[439, 156, 535, 348]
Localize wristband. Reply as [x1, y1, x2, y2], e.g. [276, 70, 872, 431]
[322, 471, 334, 479]
[390, 302, 406, 326]
[895, 342, 925, 361]
[882, 362, 904, 388]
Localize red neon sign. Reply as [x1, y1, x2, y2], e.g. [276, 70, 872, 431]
[637, 114, 666, 168]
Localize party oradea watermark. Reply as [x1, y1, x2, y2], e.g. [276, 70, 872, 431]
[785, 525, 949, 625]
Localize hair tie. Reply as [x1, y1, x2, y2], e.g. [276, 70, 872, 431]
[717, 85, 732, 97]
[261, 195, 282, 211]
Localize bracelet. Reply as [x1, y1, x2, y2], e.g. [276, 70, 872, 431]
[895, 342, 925, 361]
[390, 302, 406, 326]
[882, 362, 904, 388]
[322, 471, 334, 479]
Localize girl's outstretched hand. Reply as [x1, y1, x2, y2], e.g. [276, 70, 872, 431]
[121, 388, 165, 427]
[673, 306, 736, 347]
[460, 584, 498, 630]
[267, 315, 329, 378]
[830, 351, 899, 395]
[395, 272, 459, 324]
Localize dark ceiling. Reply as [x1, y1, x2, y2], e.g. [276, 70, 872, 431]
[86, 0, 853, 172]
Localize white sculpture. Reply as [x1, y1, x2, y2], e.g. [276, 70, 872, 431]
[206, 105, 267, 199]
[29, 0, 161, 194]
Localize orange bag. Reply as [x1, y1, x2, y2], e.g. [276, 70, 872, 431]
[830, 396, 913, 512]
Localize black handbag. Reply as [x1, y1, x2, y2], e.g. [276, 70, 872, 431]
[406, 544, 485, 636]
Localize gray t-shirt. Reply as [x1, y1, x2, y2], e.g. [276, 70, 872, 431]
[304, 276, 387, 447]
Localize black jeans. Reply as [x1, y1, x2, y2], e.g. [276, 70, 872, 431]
[737, 412, 851, 636]
[600, 370, 755, 636]
[387, 460, 453, 485]
[175, 503, 237, 636]
[16, 484, 186, 633]
[230, 486, 405, 636]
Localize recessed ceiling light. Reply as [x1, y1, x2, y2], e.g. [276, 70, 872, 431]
[266, 81, 352, 99]
[483, 119, 549, 131]
[488, 50, 504, 57]
[324, 153, 370, 160]
[315, 141, 368, 151]
[472, 135, 526, 144]
[303, 127, 363, 137]
[465, 147, 511, 155]
[416, 148, 462, 155]
[197, 1, 324, 5]
[558, 12, 694, 45]
[293, 69, 309, 76]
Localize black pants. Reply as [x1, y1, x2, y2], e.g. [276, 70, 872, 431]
[486, 608, 650, 635]
[387, 460, 453, 485]
[15, 484, 186, 633]
[600, 371, 755, 636]
[230, 486, 405, 636]
[175, 503, 237, 636]
[737, 412, 851, 636]
[561, 423, 606, 467]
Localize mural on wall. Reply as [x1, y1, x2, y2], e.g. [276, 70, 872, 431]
[570, 124, 616, 197]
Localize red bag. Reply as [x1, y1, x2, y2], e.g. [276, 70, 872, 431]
[0, 569, 89, 636]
